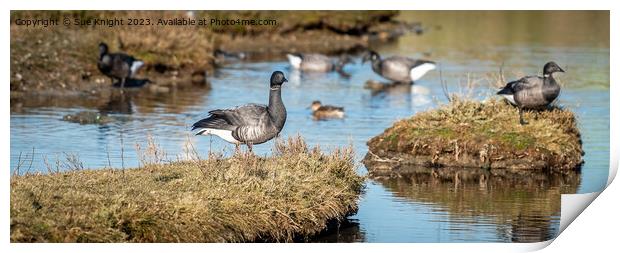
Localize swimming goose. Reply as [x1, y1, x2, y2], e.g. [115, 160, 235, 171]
[97, 42, 145, 90]
[309, 101, 345, 120]
[362, 50, 436, 83]
[192, 71, 288, 152]
[213, 49, 248, 65]
[497, 61, 564, 125]
[286, 53, 353, 77]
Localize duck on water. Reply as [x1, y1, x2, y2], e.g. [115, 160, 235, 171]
[497, 61, 565, 125]
[97, 42, 146, 90]
[192, 71, 288, 152]
[309, 101, 345, 120]
[362, 50, 436, 84]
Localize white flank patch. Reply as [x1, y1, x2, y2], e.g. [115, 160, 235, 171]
[332, 110, 345, 118]
[409, 63, 436, 81]
[196, 128, 240, 144]
[286, 54, 302, 69]
[130, 61, 145, 76]
[501, 94, 517, 105]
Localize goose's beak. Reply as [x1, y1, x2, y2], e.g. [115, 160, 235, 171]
[284, 77, 288, 82]
[559, 67, 565, 73]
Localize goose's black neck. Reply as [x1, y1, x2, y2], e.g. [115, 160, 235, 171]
[542, 73, 561, 102]
[268, 87, 286, 128]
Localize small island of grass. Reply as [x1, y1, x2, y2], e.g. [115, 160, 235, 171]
[364, 98, 583, 173]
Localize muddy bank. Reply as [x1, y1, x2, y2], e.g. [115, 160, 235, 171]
[363, 98, 583, 172]
[10, 10, 417, 106]
[10, 136, 364, 242]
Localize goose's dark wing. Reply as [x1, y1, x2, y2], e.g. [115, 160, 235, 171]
[302, 54, 330, 63]
[111, 53, 138, 65]
[498, 76, 542, 95]
[208, 104, 269, 127]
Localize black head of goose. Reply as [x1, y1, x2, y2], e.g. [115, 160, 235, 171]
[497, 61, 565, 125]
[286, 53, 353, 77]
[192, 71, 288, 152]
[362, 50, 436, 84]
[309, 100, 345, 120]
[97, 42, 145, 90]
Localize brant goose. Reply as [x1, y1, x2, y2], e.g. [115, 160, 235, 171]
[214, 49, 248, 65]
[286, 53, 353, 77]
[362, 50, 436, 83]
[97, 42, 145, 90]
[497, 61, 564, 125]
[309, 101, 345, 120]
[192, 71, 288, 152]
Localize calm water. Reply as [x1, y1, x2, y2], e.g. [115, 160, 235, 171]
[10, 11, 609, 242]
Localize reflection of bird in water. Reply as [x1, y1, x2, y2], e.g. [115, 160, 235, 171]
[497, 61, 564, 125]
[364, 80, 432, 107]
[99, 91, 134, 114]
[192, 71, 288, 152]
[111, 78, 151, 88]
[362, 50, 436, 84]
[309, 101, 345, 120]
[286, 53, 354, 78]
[97, 42, 145, 90]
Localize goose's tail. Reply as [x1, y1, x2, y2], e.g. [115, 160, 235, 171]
[130, 61, 145, 77]
[286, 54, 302, 69]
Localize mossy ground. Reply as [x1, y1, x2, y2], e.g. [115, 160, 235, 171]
[365, 98, 583, 172]
[10, 136, 364, 242]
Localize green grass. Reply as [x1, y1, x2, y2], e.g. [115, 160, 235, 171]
[366, 98, 583, 171]
[10, 136, 365, 242]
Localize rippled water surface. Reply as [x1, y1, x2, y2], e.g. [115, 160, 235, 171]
[10, 11, 609, 242]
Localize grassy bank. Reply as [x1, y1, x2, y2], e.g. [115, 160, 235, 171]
[10, 10, 405, 98]
[364, 98, 583, 172]
[10, 136, 364, 242]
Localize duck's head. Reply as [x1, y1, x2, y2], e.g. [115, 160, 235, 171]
[362, 50, 380, 64]
[98, 42, 109, 57]
[543, 61, 565, 76]
[270, 71, 288, 90]
[309, 100, 322, 111]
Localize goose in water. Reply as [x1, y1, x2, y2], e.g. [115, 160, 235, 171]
[497, 61, 564, 125]
[309, 101, 345, 120]
[362, 50, 436, 84]
[97, 42, 145, 90]
[286, 53, 353, 77]
[192, 71, 288, 152]
[213, 49, 248, 65]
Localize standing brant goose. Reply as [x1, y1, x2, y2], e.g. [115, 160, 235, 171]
[97, 42, 145, 90]
[192, 71, 288, 152]
[286, 53, 353, 77]
[309, 101, 345, 120]
[497, 61, 564, 125]
[362, 50, 436, 84]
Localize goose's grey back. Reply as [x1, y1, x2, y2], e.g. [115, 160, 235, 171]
[212, 104, 279, 144]
[300, 54, 333, 72]
[512, 76, 549, 108]
[379, 56, 419, 82]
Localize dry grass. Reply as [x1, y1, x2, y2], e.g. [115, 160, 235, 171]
[10, 136, 364, 242]
[10, 10, 403, 95]
[365, 98, 583, 171]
